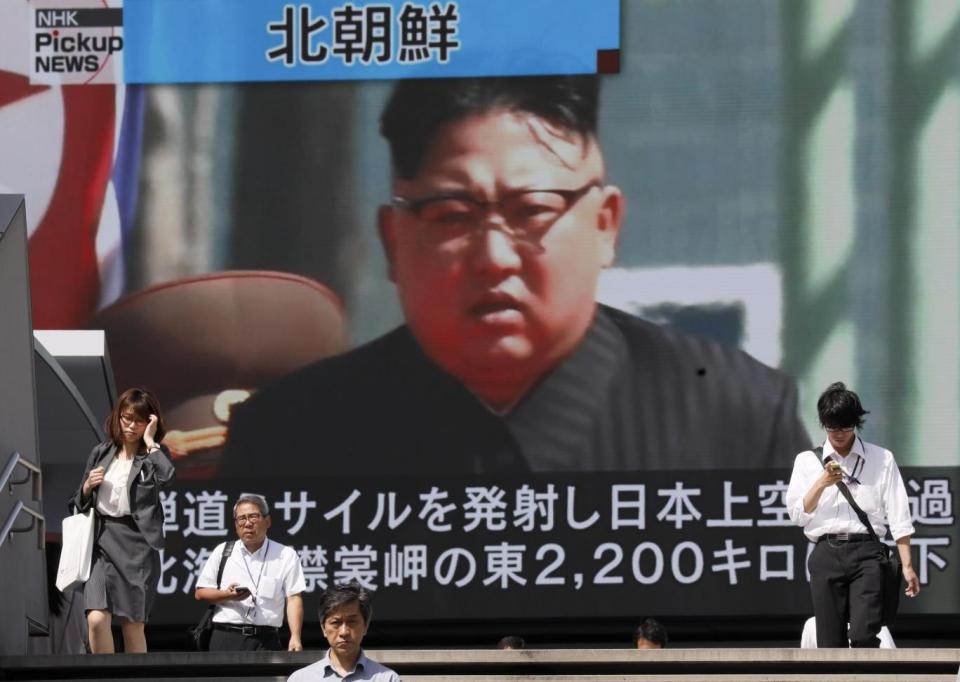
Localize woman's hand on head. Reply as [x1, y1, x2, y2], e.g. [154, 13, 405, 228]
[144, 414, 159, 449]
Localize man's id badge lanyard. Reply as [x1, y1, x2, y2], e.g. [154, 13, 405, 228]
[844, 438, 866, 486]
[241, 539, 269, 623]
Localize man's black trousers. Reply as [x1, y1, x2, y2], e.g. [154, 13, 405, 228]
[809, 536, 886, 647]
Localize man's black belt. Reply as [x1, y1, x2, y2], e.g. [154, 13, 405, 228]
[817, 532, 874, 543]
[213, 623, 279, 636]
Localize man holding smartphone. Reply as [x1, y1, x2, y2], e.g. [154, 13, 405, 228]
[195, 493, 306, 651]
[785, 382, 919, 648]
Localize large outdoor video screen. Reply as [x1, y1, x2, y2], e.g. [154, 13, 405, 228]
[2, 0, 957, 626]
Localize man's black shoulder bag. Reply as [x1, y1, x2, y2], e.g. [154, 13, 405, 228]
[813, 447, 903, 626]
[188, 540, 236, 651]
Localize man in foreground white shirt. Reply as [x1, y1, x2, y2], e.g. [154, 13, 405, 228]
[289, 581, 399, 681]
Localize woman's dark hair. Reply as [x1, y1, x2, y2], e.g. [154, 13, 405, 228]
[816, 381, 869, 430]
[104, 387, 166, 446]
[319, 580, 373, 625]
[380, 75, 601, 180]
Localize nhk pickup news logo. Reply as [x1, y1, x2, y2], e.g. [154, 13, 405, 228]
[31, 2, 123, 84]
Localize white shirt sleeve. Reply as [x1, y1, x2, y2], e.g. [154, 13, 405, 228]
[881, 452, 915, 541]
[195, 542, 226, 589]
[281, 546, 307, 596]
[786, 451, 819, 527]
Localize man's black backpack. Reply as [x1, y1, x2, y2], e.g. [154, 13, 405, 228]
[187, 540, 236, 651]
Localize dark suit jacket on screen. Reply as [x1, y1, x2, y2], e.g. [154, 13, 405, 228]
[223, 305, 810, 476]
[71, 441, 176, 550]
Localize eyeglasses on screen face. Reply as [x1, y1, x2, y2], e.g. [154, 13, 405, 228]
[825, 426, 855, 433]
[392, 180, 603, 243]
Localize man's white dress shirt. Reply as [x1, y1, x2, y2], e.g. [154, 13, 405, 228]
[785, 437, 915, 542]
[196, 537, 306, 627]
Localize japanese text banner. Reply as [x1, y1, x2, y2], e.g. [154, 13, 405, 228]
[123, 0, 621, 84]
[152, 467, 958, 623]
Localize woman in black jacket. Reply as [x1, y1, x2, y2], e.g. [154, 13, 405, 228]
[72, 387, 175, 653]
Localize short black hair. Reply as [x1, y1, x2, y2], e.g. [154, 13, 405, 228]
[380, 76, 601, 180]
[816, 381, 869, 430]
[496, 635, 525, 650]
[634, 618, 668, 648]
[319, 580, 373, 625]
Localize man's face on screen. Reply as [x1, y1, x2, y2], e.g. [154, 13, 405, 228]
[379, 109, 622, 404]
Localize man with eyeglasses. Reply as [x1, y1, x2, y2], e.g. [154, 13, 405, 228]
[785, 382, 919, 648]
[224, 76, 809, 476]
[195, 493, 306, 651]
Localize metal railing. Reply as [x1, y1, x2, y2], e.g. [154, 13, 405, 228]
[0, 451, 45, 550]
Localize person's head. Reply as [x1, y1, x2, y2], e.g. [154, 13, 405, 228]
[378, 76, 624, 407]
[634, 618, 667, 649]
[496, 635, 525, 650]
[232, 493, 271, 550]
[816, 381, 869, 453]
[104, 387, 165, 448]
[320, 581, 373, 662]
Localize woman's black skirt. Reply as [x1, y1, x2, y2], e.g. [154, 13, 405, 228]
[84, 514, 159, 622]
